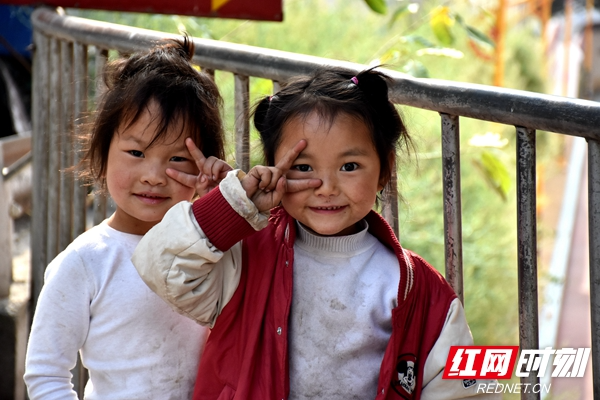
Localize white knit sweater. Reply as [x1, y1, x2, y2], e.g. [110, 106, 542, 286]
[24, 221, 208, 400]
[289, 220, 400, 399]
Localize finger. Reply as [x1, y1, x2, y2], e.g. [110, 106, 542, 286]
[195, 175, 211, 198]
[274, 139, 307, 172]
[254, 167, 274, 191]
[202, 156, 217, 180]
[285, 178, 322, 193]
[185, 138, 208, 170]
[166, 167, 201, 188]
[215, 160, 234, 180]
[204, 157, 233, 181]
[264, 167, 286, 193]
[242, 167, 268, 198]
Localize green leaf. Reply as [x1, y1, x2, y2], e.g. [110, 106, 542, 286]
[388, 5, 409, 28]
[429, 6, 454, 46]
[400, 35, 436, 48]
[473, 150, 511, 201]
[401, 59, 429, 78]
[364, 0, 387, 14]
[453, 12, 495, 48]
[464, 25, 495, 48]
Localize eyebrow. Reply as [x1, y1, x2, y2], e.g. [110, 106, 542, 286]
[339, 148, 370, 157]
[296, 147, 369, 160]
[120, 133, 188, 152]
[120, 133, 146, 145]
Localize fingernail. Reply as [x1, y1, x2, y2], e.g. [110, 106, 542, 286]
[201, 175, 207, 183]
[213, 175, 217, 181]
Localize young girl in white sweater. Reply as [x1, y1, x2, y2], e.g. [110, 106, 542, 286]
[24, 37, 230, 399]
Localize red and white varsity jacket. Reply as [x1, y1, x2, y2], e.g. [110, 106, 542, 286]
[133, 171, 499, 400]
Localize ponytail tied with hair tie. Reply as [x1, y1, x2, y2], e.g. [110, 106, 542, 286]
[253, 95, 273, 134]
[355, 68, 390, 102]
[350, 76, 359, 85]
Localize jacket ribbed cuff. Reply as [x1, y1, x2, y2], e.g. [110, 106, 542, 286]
[192, 187, 256, 251]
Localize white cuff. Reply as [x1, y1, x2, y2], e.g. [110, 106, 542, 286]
[219, 169, 269, 231]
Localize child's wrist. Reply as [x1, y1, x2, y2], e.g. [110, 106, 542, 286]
[220, 170, 269, 231]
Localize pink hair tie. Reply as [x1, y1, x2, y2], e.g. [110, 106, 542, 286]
[350, 76, 359, 85]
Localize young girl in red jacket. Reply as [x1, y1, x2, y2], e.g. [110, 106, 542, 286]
[133, 66, 498, 400]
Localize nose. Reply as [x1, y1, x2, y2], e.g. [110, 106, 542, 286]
[140, 160, 167, 186]
[313, 171, 339, 198]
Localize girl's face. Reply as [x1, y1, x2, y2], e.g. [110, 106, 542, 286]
[276, 111, 385, 236]
[106, 101, 199, 235]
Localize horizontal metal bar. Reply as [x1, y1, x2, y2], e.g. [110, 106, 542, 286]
[32, 7, 600, 139]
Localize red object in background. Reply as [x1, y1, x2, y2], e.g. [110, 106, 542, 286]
[0, 0, 283, 21]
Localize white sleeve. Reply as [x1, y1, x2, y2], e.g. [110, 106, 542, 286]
[132, 201, 243, 328]
[421, 298, 501, 399]
[132, 170, 269, 328]
[24, 251, 90, 400]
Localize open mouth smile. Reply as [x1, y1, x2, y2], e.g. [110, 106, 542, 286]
[310, 205, 347, 213]
[135, 193, 168, 204]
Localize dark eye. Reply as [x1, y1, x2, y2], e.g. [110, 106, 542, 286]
[293, 164, 312, 172]
[128, 150, 144, 158]
[170, 156, 188, 162]
[341, 162, 358, 171]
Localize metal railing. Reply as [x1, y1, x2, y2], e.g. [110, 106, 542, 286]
[30, 7, 600, 400]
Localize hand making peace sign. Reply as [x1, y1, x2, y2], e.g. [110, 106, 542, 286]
[166, 138, 234, 197]
[241, 140, 322, 213]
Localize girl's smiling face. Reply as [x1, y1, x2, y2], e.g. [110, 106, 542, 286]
[276, 111, 386, 236]
[106, 101, 199, 235]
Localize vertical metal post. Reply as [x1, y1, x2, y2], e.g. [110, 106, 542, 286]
[59, 41, 74, 252]
[381, 168, 399, 238]
[273, 80, 281, 93]
[588, 138, 600, 399]
[516, 126, 539, 400]
[72, 43, 88, 236]
[441, 113, 464, 304]
[0, 146, 10, 298]
[46, 37, 61, 264]
[93, 48, 108, 225]
[31, 31, 50, 311]
[234, 73, 250, 171]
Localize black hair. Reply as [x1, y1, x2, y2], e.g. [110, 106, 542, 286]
[252, 66, 412, 186]
[80, 35, 225, 189]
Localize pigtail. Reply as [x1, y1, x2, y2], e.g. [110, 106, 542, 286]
[253, 95, 273, 134]
[165, 33, 195, 62]
[354, 67, 392, 104]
